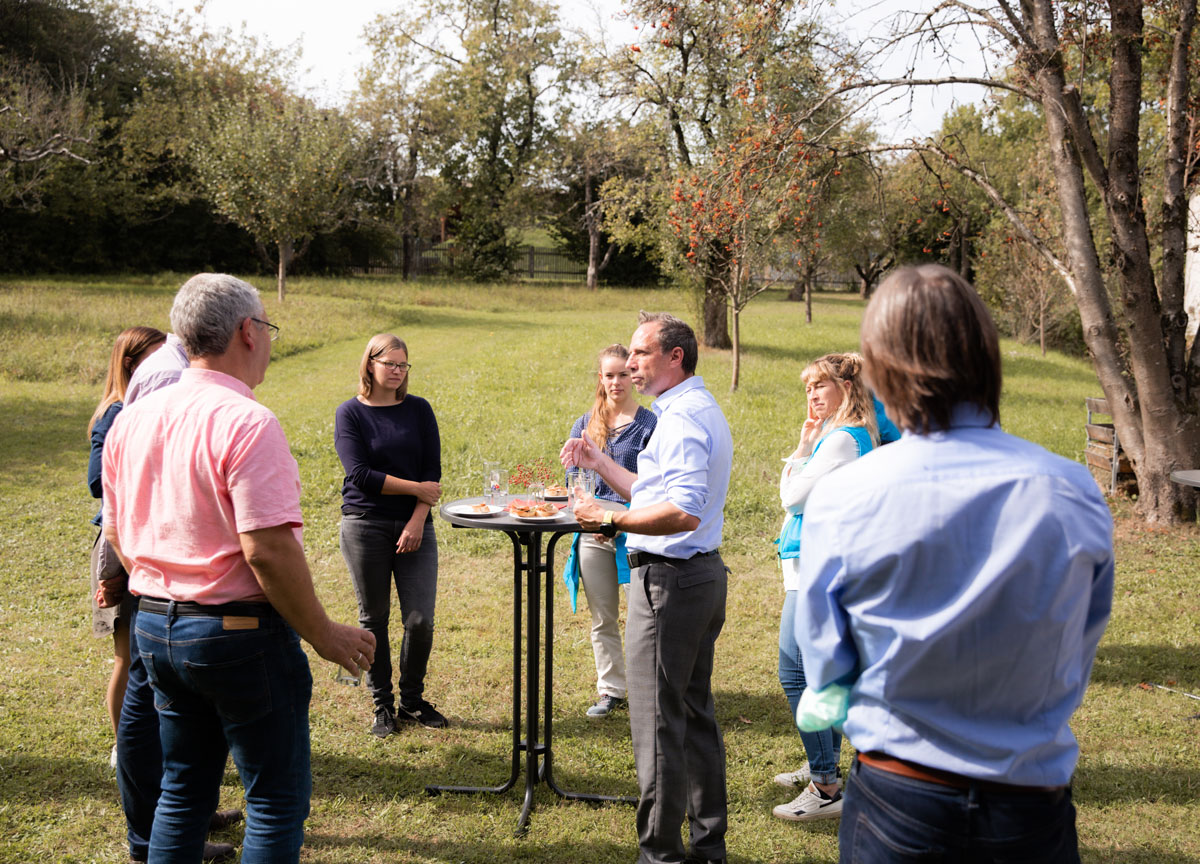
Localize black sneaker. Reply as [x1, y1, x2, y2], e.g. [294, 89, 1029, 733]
[371, 706, 396, 738]
[397, 698, 449, 728]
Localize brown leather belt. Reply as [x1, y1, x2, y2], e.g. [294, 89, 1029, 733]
[858, 752, 1067, 796]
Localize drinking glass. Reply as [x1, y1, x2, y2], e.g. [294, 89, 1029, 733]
[490, 469, 509, 507]
[333, 664, 363, 687]
[527, 482, 545, 507]
[482, 461, 503, 505]
[566, 467, 596, 508]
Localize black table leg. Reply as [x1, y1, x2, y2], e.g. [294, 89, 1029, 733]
[424, 530, 524, 799]
[541, 531, 638, 807]
[426, 522, 636, 836]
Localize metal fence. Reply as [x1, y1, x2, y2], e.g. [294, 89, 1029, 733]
[353, 237, 587, 281]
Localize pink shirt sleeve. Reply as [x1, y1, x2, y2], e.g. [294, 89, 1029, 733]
[225, 413, 303, 534]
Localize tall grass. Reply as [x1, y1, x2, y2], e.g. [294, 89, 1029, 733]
[0, 275, 1196, 863]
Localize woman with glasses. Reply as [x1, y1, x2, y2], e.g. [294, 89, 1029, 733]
[87, 326, 166, 764]
[335, 334, 445, 737]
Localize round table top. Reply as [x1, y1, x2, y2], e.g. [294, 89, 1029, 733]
[439, 496, 582, 533]
[1170, 470, 1200, 488]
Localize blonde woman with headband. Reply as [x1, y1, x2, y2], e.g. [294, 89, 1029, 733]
[772, 352, 878, 823]
[561, 344, 657, 719]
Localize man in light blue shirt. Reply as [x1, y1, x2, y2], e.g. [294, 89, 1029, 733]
[796, 265, 1113, 862]
[567, 311, 733, 864]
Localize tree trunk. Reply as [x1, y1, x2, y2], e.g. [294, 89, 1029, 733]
[702, 285, 731, 348]
[401, 233, 413, 281]
[805, 276, 812, 324]
[1039, 296, 1046, 357]
[1026, 0, 1197, 521]
[730, 305, 741, 391]
[276, 238, 293, 303]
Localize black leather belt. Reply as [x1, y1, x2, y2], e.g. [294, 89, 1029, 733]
[627, 549, 719, 569]
[138, 597, 276, 619]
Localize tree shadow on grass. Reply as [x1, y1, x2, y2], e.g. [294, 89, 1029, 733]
[737, 340, 850, 366]
[305, 830, 633, 864]
[0, 394, 90, 481]
[0, 755, 240, 805]
[1089, 643, 1200, 690]
[1079, 850, 1199, 864]
[1073, 762, 1200, 807]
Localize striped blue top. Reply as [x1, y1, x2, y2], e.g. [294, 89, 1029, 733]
[568, 405, 657, 503]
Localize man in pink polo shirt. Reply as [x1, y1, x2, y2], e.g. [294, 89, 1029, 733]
[103, 273, 375, 864]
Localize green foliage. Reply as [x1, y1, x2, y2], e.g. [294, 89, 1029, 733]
[368, 0, 573, 281]
[190, 90, 363, 296]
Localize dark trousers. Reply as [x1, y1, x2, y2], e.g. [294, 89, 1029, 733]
[626, 553, 728, 864]
[339, 516, 438, 711]
[115, 604, 166, 860]
[839, 757, 1081, 863]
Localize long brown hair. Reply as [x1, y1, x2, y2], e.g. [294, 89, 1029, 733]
[358, 333, 409, 400]
[801, 352, 879, 446]
[585, 344, 631, 450]
[88, 326, 166, 435]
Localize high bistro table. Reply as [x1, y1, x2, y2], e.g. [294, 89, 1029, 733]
[432, 496, 637, 835]
[1170, 470, 1200, 488]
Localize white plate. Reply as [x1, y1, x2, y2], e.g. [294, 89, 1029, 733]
[511, 510, 566, 522]
[446, 503, 504, 518]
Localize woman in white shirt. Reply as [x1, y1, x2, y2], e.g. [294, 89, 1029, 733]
[772, 352, 878, 824]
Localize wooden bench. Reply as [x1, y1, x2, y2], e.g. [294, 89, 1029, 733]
[1085, 396, 1133, 494]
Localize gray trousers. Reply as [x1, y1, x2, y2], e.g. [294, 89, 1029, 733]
[626, 552, 728, 864]
[339, 515, 438, 711]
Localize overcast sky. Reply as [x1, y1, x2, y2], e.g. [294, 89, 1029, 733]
[135, 0, 989, 138]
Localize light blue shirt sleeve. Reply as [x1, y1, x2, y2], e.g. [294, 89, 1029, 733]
[650, 408, 711, 518]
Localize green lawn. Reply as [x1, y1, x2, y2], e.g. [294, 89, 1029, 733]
[0, 275, 1197, 863]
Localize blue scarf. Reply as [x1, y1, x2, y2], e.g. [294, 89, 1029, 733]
[775, 425, 874, 560]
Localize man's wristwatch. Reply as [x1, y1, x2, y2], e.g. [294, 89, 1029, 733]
[599, 509, 618, 538]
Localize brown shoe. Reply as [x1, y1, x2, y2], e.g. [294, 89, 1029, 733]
[203, 841, 236, 862]
[208, 809, 243, 832]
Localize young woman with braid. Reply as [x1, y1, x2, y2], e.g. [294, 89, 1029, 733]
[562, 344, 656, 718]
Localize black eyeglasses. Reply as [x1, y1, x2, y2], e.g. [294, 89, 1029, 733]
[250, 317, 280, 342]
[374, 359, 412, 372]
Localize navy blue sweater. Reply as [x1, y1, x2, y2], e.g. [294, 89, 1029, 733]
[334, 395, 441, 521]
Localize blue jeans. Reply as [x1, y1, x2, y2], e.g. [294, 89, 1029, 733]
[779, 590, 841, 785]
[840, 758, 1081, 863]
[116, 603, 164, 860]
[136, 603, 313, 864]
[340, 516, 438, 710]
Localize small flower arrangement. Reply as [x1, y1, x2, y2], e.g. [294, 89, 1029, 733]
[510, 458, 557, 490]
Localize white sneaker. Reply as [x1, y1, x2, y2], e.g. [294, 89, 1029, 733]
[773, 761, 811, 788]
[772, 782, 843, 822]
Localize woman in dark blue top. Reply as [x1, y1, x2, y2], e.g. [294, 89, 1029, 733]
[87, 326, 165, 758]
[563, 344, 656, 719]
[335, 333, 444, 737]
